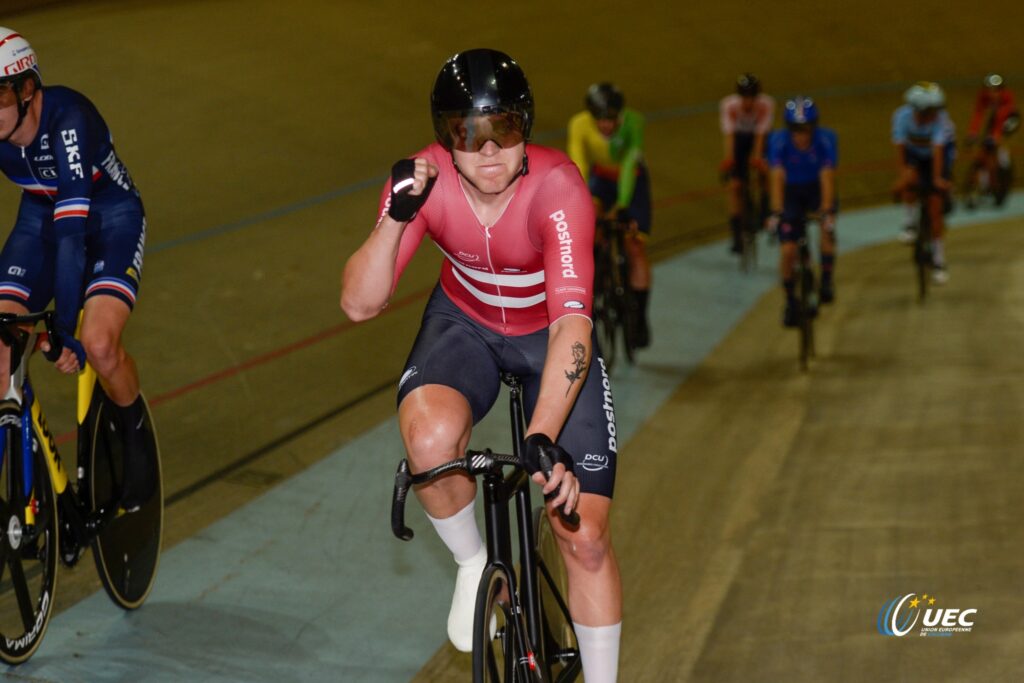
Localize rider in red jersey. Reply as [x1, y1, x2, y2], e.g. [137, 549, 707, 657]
[962, 73, 1018, 208]
[342, 49, 621, 682]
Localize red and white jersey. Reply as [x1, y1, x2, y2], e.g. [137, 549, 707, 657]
[719, 94, 775, 135]
[378, 143, 595, 336]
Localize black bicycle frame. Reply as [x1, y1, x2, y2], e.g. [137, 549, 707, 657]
[481, 373, 544, 657]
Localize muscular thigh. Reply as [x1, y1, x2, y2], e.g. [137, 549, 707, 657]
[397, 286, 502, 425]
[84, 204, 145, 310]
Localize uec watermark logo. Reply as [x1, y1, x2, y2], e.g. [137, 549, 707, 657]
[877, 593, 977, 637]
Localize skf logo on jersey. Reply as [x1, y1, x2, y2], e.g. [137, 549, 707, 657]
[877, 593, 977, 637]
[548, 210, 578, 280]
[60, 129, 85, 179]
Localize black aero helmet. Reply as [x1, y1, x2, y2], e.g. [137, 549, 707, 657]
[586, 82, 624, 119]
[736, 73, 761, 96]
[430, 48, 534, 150]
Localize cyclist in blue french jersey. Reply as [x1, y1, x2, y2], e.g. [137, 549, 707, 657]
[892, 82, 955, 284]
[0, 28, 153, 510]
[766, 97, 838, 327]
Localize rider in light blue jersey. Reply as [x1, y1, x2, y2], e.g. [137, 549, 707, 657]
[891, 82, 956, 284]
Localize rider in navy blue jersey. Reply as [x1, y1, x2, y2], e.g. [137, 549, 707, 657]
[766, 97, 838, 327]
[0, 28, 153, 510]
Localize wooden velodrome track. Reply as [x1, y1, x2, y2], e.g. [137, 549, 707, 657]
[2, 1, 1023, 680]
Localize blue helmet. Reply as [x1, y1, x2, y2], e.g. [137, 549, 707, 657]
[784, 96, 818, 125]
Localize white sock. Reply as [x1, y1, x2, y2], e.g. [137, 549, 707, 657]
[574, 622, 621, 683]
[931, 239, 945, 266]
[903, 203, 918, 229]
[426, 501, 483, 565]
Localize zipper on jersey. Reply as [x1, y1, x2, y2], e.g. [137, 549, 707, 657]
[482, 225, 509, 332]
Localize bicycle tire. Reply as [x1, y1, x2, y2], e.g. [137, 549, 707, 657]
[533, 509, 581, 682]
[797, 247, 816, 372]
[88, 393, 163, 610]
[915, 206, 930, 304]
[740, 182, 758, 273]
[472, 564, 522, 683]
[0, 423, 59, 665]
[593, 291, 618, 374]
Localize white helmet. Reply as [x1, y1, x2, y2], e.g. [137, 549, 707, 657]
[0, 28, 38, 81]
[904, 81, 945, 111]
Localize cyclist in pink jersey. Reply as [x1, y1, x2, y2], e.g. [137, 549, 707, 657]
[720, 73, 775, 253]
[342, 49, 621, 682]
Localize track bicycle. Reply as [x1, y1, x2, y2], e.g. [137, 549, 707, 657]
[592, 217, 639, 373]
[392, 373, 581, 682]
[0, 310, 162, 665]
[794, 236, 817, 372]
[912, 193, 933, 304]
[737, 171, 764, 273]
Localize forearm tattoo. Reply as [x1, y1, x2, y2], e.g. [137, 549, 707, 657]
[564, 341, 588, 396]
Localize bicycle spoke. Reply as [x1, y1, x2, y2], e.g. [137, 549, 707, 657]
[6, 551, 37, 632]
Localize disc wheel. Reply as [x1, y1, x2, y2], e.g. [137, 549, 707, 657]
[534, 509, 581, 682]
[0, 426, 59, 665]
[88, 393, 163, 609]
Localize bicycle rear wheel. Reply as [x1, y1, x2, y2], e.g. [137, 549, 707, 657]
[87, 393, 163, 609]
[473, 565, 523, 683]
[797, 251, 816, 372]
[914, 211, 930, 304]
[534, 509, 581, 682]
[0, 423, 59, 665]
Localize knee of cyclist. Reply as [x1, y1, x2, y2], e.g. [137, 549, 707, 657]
[81, 331, 121, 372]
[559, 522, 611, 573]
[403, 419, 463, 465]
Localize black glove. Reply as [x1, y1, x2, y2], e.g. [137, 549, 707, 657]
[523, 433, 576, 479]
[388, 159, 435, 222]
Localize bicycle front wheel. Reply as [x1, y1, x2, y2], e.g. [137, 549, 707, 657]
[0, 424, 59, 665]
[473, 564, 535, 683]
[534, 509, 581, 682]
[88, 393, 163, 609]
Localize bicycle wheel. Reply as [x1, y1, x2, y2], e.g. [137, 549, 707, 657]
[0, 423, 59, 665]
[797, 251, 816, 372]
[87, 393, 162, 609]
[914, 209, 930, 303]
[472, 565, 519, 683]
[534, 509, 581, 682]
[740, 184, 758, 273]
[593, 259, 619, 373]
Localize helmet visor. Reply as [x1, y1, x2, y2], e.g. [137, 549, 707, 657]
[435, 111, 527, 152]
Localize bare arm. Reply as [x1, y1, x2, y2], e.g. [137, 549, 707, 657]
[818, 167, 835, 213]
[526, 314, 593, 440]
[770, 166, 786, 214]
[340, 158, 437, 321]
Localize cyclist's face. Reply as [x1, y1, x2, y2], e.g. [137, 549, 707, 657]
[914, 108, 939, 124]
[0, 81, 20, 134]
[790, 124, 813, 149]
[596, 116, 619, 137]
[452, 140, 526, 194]
[740, 95, 756, 112]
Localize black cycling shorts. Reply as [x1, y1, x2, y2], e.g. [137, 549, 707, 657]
[397, 285, 618, 498]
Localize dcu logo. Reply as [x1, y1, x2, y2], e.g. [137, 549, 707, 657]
[877, 593, 977, 637]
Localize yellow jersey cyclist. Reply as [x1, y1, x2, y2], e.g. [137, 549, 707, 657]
[0, 28, 154, 511]
[567, 82, 653, 348]
[342, 49, 622, 681]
